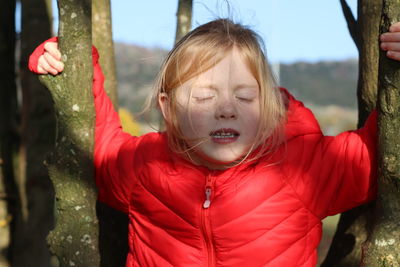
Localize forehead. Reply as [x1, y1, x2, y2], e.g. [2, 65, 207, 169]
[189, 47, 258, 88]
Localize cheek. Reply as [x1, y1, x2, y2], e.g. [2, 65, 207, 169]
[239, 102, 261, 125]
[176, 104, 214, 137]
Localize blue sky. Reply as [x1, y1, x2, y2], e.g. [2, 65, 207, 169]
[39, 0, 358, 63]
[109, 0, 359, 63]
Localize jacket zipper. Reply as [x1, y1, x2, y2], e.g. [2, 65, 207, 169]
[201, 174, 216, 267]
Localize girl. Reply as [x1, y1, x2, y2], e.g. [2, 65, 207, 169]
[30, 19, 400, 266]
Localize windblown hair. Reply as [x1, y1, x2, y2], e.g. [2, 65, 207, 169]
[147, 18, 287, 164]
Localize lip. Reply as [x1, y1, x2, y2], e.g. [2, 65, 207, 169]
[209, 128, 240, 144]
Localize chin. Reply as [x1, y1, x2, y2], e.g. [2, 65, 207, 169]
[194, 149, 244, 167]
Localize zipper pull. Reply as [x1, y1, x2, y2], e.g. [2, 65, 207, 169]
[203, 187, 212, 209]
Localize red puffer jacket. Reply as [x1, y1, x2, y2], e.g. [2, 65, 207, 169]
[30, 40, 377, 267]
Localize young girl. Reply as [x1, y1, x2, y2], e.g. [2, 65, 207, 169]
[30, 19, 400, 266]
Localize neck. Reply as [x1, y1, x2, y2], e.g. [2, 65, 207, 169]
[187, 151, 242, 170]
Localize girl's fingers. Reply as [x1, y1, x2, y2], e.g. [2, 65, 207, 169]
[44, 51, 64, 72]
[386, 51, 400, 61]
[380, 32, 400, 42]
[36, 65, 48, 75]
[380, 22, 400, 61]
[390, 22, 400, 32]
[38, 55, 59, 75]
[44, 42, 62, 60]
[381, 42, 400, 52]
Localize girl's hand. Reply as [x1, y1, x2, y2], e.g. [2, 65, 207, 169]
[380, 22, 400, 61]
[37, 42, 64, 75]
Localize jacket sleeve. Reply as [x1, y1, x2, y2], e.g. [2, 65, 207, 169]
[29, 38, 139, 213]
[283, 101, 377, 219]
[92, 49, 140, 214]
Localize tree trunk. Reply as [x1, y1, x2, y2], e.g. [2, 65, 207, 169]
[39, 0, 100, 266]
[322, 1, 382, 266]
[356, 0, 383, 126]
[361, 1, 400, 265]
[93, 1, 129, 266]
[92, 0, 118, 107]
[12, 0, 55, 266]
[0, 0, 19, 266]
[175, 0, 192, 44]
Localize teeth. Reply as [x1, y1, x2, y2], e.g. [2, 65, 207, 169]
[211, 132, 236, 138]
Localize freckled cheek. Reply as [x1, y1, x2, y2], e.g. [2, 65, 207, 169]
[238, 102, 260, 117]
[177, 105, 213, 137]
[238, 104, 261, 133]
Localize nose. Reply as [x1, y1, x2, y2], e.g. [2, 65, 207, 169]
[215, 97, 237, 120]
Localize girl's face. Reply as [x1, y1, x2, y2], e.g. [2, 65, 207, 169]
[161, 48, 261, 168]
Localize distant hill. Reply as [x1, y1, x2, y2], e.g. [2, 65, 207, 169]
[280, 60, 358, 108]
[114, 42, 359, 134]
[115, 42, 167, 114]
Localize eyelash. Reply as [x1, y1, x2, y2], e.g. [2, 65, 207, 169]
[192, 96, 254, 102]
[193, 96, 214, 102]
[236, 96, 253, 102]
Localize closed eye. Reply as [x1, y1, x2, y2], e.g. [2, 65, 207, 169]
[193, 95, 215, 102]
[235, 96, 254, 102]
[191, 87, 216, 102]
[234, 87, 258, 103]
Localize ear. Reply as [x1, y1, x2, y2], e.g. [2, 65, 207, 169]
[158, 92, 169, 120]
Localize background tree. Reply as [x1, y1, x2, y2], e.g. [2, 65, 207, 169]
[361, 0, 400, 264]
[39, 0, 100, 265]
[175, 0, 193, 44]
[322, 0, 383, 265]
[93, 0, 118, 106]
[12, 0, 55, 266]
[0, 0, 19, 266]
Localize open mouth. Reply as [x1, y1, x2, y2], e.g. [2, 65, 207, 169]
[209, 128, 240, 144]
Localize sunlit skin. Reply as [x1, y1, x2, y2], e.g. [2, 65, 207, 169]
[159, 48, 261, 169]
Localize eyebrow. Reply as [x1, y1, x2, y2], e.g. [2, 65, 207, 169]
[192, 84, 218, 89]
[193, 83, 259, 90]
[234, 84, 259, 90]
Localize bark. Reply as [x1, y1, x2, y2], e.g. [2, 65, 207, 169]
[175, 0, 193, 44]
[339, 0, 360, 50]
[39, 0, 100, 266]
[92, 0, 118, 107]
[361, 1, 400, 265]
[322, 1, 382, 266]
[0, 0, 19, 266]
[13, 0, 55, 266]
[356, 0, 383, 127]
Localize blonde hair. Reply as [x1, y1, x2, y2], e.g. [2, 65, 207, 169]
[148, 18, 287, 164]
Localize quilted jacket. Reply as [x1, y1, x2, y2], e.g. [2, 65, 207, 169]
[30, 40, 377, 266]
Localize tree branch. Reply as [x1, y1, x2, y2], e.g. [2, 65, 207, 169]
[340, 0, 360, 50]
